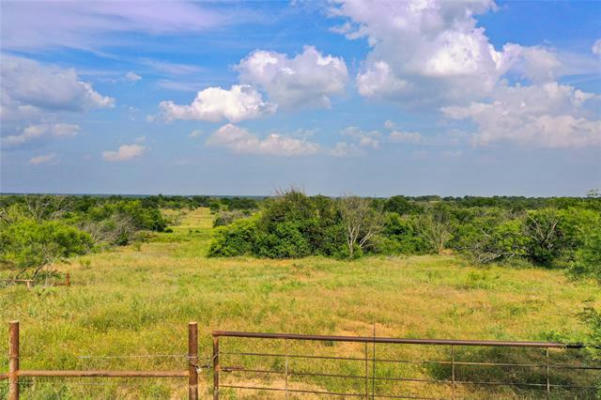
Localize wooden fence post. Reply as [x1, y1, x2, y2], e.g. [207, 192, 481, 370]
[213, 336, 219, 400]
[9, 321, 19, 400]
[65, 273, 71, 287]
[188, 322, 198, 400]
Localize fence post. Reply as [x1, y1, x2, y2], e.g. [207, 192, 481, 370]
[546, 348, 550, 398]
[213, 336, 219, 400]
[65, 273, 71, 287]
[364, 342, 369, 400]
[451, 345, 455, 400]
[8, 321, 19, 400]
[188, 322, 198, 400]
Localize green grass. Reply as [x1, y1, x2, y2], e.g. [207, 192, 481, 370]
[1, 208, 599, 399]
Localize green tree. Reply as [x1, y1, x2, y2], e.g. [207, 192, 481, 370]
[0, 217, 92, 278]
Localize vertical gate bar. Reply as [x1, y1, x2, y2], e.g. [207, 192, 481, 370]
[364, 342, 369, 400]
[284, 340, 289, 400]
[451, 345, 455, 400]
[371, 331, 376, 400]
[188, 322, 198, 400]
[546, 348, 550, 398]
[213, 336, 219, 400]
[8, 321, 19, 400]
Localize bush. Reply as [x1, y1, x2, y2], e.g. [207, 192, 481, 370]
[380, 213, 428, 254]
[254, 221, 312, 258]
[523, 208, 601, 267]
[208, 217, 258, 257]
[451, 211, 527, 264]
[208, 191, 348, 259]
[569, 228, 601, 281]
[0, 217, 92, 276]
[213, 210, 249, 227]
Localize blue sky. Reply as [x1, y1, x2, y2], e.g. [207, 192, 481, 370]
[1, 0, 600, 196]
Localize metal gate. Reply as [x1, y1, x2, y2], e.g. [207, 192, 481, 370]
[211, 331, 600, 399]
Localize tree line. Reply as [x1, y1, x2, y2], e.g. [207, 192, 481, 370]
[209, 190, 601, 282]
[0, 194, 259, 279]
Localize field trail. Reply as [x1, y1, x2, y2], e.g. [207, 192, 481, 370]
[1, 207, 599, 399]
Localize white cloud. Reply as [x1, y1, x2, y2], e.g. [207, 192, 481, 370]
[330, 141, 361, 157]
[189, 129, 203, 138]
[341, 126, 381, 148]
[331, 0, 568, 107]
[29, 153, 57, 165]
[389, 130, 423, 144]
[125, 71, 142, 82]
[159, 84, 275, 123]
[443, 82, 601, 148]
[504, 44, 561, 82]
[237, 45, 349, 108]
[206, 124, 320, 156]
[331, 0, 513, 104]
[141, 59, 204, 76]
[1, 1, 229, 51]
[356, 61, 410, 99]
[593, 39, 601, 57]
[2, 123, 80, 146]
[1, 56, 114, 121]
[102, 144, 146, 161]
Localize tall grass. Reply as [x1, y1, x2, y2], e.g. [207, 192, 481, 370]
[1, 208, 599, 399]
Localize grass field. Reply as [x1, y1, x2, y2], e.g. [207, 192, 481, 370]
[1, 208, 600, 399]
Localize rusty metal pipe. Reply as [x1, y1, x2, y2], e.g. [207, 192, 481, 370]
[212, 330, 578, 348]
[18, 370, 188, 377]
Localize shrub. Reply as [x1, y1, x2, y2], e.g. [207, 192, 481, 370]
[208, 216, 259, 257]
[213, 210, 249, 227]
[254, 221, 312, 258]
[569, 228, 601, 281]
[380, 213, 428, 254]
[0, 217, 93, 277]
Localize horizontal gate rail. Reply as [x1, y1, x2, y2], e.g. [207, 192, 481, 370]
[213, 330, 583, 348]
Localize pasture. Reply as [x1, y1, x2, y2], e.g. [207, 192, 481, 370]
[1, 208, 599, 399]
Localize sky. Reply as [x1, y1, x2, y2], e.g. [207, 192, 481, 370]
[1, 0, 600, 197]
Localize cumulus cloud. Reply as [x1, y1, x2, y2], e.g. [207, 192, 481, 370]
[29, 153, 57, 165]
[159, 85, 275, 123]
[443, 82, 601, 148]
[102, 144, 146, 161]
[1, 56, 114, 121]
[356, 61, 411, 99]
[125, 71, 142, 82]
[237, 46, 349, 108]
[206, 124, 320, 156]
[331, 0, 566, 106]
[2, 123, 80, 146]
[331, 0, 510, 104]
[504, 44, 561, 82]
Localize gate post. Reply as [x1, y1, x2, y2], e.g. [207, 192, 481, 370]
[8, 321, 19, 400]
[213, 336, 219, 400]
[188, 322, 198, 400]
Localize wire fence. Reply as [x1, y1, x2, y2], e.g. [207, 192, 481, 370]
[2, 323, 600, 399]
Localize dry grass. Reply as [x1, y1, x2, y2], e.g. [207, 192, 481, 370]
[1, 208, 599, 399]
